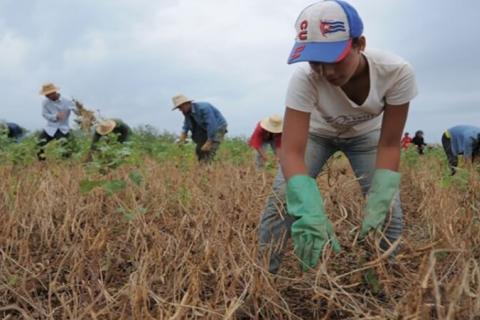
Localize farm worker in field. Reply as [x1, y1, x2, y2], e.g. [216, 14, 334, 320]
[85, 119, 131, 161]
[248, 115, 283, 169]
[400, 132, 412, 150]
[258, 0, 418, 272]
[412, 130, 427, 155]
[92, 119, 130, 146]
[172, 94, 228, 163]
[441, 125, 480, 175]
[0, 121, 26, 142]
[37, 83, 78, 160]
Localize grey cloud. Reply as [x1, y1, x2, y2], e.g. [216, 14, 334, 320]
[0, 0, 479, 141]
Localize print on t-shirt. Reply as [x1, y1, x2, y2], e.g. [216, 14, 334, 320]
[323, 113, 377, 131]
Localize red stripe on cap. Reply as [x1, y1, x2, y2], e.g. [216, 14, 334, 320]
[290, 45, 306, 61]
[335, 39, 352, 62]
[295, 45, 305, 53]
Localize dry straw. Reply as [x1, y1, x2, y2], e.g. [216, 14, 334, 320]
[0, 155, 479, 318]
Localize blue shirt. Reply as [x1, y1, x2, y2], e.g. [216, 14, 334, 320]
[182, 102, 227, 141]
[42, 96, 76, 137]
[447, 125, 480, 158]
[7, 122, 24, 139]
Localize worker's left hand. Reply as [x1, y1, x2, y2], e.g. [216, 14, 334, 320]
[360, 169, 401, 238]
[57, 111, 68, 121]
[201, 140, 213, 152]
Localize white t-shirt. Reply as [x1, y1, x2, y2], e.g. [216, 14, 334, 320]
[285, 49, 418, 138]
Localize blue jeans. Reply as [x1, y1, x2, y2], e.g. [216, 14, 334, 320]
[255, 141, 276, 169]
[258, 129, 403, 273]
[193, 126, 227, 163]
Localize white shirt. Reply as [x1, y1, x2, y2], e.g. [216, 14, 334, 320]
[42, 96, 75, 137]
[285, 49, 418, 138]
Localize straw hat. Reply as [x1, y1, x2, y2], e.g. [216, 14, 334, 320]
[260, 115, 283, 133]
[39, 83, 59, 95]
[171, 94, 193, 110]
[96, 119, 117, 136]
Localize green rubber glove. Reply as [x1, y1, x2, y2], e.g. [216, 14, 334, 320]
[360, 169, 401, 238]
[287, 175, 341, 270]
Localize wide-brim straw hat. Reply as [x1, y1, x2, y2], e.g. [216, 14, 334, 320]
[260, 115, 283, 133]
[96, 119, 117, 136]
[39, 83, 59, 95]
[171, 94, 193, 110]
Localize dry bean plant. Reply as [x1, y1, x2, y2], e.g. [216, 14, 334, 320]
[0, 148, 479, 319]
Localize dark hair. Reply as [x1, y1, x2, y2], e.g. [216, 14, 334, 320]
[415, 130, 424, 137]
[352, 37, 362, 48]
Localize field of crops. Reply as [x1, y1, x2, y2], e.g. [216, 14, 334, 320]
[1, 129, 479, 319]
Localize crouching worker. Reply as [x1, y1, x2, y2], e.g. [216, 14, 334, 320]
[86, 119, 130, 160]
[441, 125, 480, 175]
[173, 94, 228, 163]
[249, 115, 283, 169]
[400, 132, 412, 150]
[0, 121, 25, 142]
[412, 130, 427, 154]
[258, 0, 418, 273]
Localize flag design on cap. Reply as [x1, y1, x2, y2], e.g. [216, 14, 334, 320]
[320, 20, 346, 36]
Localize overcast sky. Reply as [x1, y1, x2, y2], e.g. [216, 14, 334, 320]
[1, 0, 479, 142]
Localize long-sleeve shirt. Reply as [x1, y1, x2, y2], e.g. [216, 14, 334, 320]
[446, 125, 480, 158]
[6, 122, 25, 139]
[41, 96, 75, 137]
[182, 102, 227, 141]
[248, 122, 282, 150]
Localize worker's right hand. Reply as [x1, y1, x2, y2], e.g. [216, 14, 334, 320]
[176, 132, 188, 145]
[286, 175, 341, 271]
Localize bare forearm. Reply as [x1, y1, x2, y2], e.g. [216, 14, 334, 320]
[376, 103, 409, 172]
[257, 149, 267, 159]
[280, 107, 311, 180]
[376, 145, 401, 171]
[280, 150, 308, 180]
